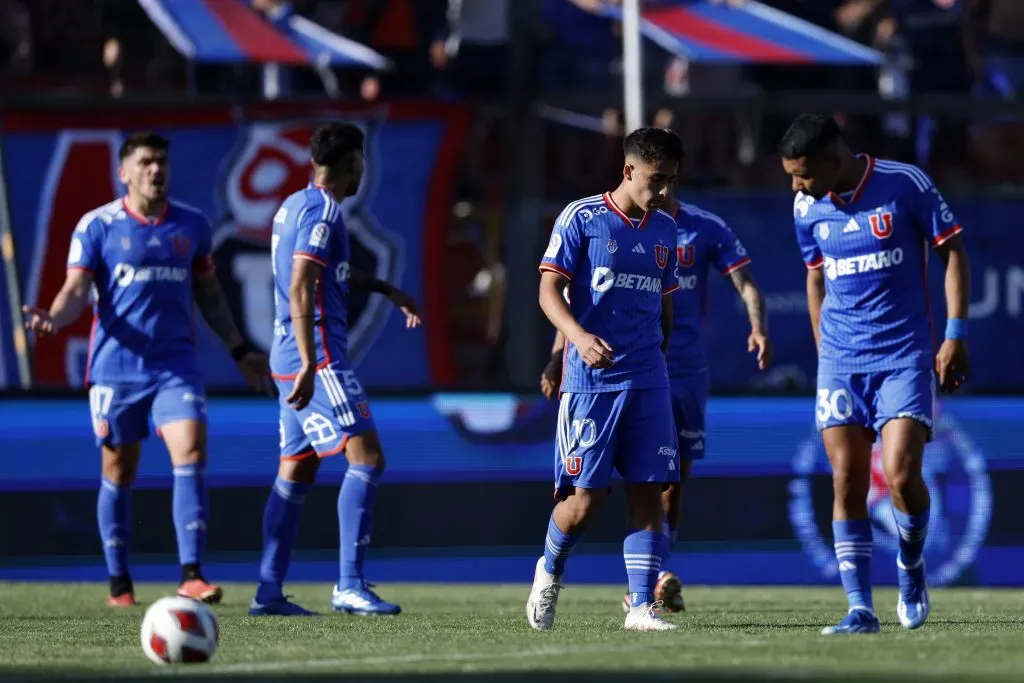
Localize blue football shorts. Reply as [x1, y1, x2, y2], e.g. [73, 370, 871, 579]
[554, 387, 679, 499]
[670, 372, 709, 463]
[816, 368, 936, 441]
[274, 361, 376, 460]
[87, 373, 207, 447]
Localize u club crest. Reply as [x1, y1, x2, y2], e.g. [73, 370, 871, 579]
[214, 117, 403, 366]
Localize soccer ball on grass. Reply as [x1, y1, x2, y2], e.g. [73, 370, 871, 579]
[140, 596, 219, 665]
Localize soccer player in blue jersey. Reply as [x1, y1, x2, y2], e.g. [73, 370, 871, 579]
[527, 127, 684, 632]
[249, 122, 421, 617]
[23, 132, 271, 607]
[779, 114, 971, 635]
[542, 181, 772, 615]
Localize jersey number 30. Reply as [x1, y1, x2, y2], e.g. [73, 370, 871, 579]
[816, 388, 854, 424]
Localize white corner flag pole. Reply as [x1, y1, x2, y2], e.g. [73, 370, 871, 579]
[622, 0, 644, 134]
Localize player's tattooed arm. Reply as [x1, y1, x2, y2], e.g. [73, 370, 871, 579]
[934, 234, 971, 393]
[350, 267, 422, 328]
[729, 267, 772, 369]
[194, 273, 272, 393]
[349, 267, 394, 295]
[193, 273, 245, 350]
[539, 270, 613, 369]
[23, 269, 93, 335]
[806, 267, 825, 353]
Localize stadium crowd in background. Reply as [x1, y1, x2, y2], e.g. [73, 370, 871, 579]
[0, 0, 1019, 389]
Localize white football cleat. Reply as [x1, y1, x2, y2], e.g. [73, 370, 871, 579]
[526, 557, 564, 631]
[624, 601, 678, 632]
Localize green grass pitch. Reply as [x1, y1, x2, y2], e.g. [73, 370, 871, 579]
[1, 582, 1022, 681]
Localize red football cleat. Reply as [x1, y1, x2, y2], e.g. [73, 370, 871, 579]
[177, 579, 223, 604]
[655, 571, 685, 613]
[107, 592, 137, 607]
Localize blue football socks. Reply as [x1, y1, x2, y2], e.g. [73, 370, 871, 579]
[172, 464, 207, 567]
[256, 477, 312, 603]
[337, 465, 381, 590]
[97, 478, 130, 578]
[624, 529, 666, 608]
[833, 518, 874, 612]
[893, 506, 929, 568]
[543, 515, 581, 576]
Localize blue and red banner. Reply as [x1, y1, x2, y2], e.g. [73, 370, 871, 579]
[599, 0, 882, 64]
[0, 102, 471, 389]
[138, 0, 389, 68]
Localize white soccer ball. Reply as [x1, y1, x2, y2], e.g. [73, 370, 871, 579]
[140, 596, 219, 665]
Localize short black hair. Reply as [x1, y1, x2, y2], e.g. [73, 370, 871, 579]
[119, 132, 169, 161]
[777, 114, 841, 159]
[623, 127, 684, 164]
[310, 123, 364, 169]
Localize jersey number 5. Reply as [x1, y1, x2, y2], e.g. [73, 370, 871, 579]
[816, 388, 853, 424]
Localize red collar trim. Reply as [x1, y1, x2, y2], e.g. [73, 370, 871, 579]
[829, 155, 875, 205]
[122, 197, 168, 225]
[603, 192, 649, 229]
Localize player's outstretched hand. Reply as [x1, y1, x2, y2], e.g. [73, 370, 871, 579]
[237, 351, 273, 395]
[936, 339, 970, 394]
[387, 288, 422, 329]
[22, 306, 57, 336]
[540, 354, 563, 401]
[748, 331, 773, 370]
[574, 333, 614, 369]
[286, 365, 316, 410]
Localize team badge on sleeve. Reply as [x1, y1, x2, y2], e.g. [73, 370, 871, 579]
[310, 223, 330, 249]
[68, 238, 83, 264]
[544, 233, 562, 258]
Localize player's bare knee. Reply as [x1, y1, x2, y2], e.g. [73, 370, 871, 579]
[344, 431, 386, 470]
[102, 445, 141, 485]
[560, 488, 607, 527]
[171, 446, 205, 469]
[278, 455, 320, 484]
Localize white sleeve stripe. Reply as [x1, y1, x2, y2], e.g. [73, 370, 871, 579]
[678, 202, 727, 227]
[874, 161, 929, 191]
[554, 195, 603, 227]
[317, 189, 332, 223]
[885, 160, 931, 189]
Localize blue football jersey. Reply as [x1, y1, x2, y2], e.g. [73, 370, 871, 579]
[66, 198, 215, 384]
[793, 156, 963, 373]
[270, 184, 351, 378]
[667, 201, 752, 376]
[539, 192, 680, 393]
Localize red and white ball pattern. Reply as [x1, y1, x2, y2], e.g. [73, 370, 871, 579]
[140, 596, 219, 665]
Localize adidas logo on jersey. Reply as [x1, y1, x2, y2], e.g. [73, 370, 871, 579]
[843, 218, 860, 233]
[632, 243, 646, 254]
[147, 236, 161, 247]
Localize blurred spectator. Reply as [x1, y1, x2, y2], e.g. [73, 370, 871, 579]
[0, 0, 31, 77]
[964, 0, 1024, 186]
[447, 199, 507, 386]
[539, 0, 619, 94]
[340, 0, 448, 97]
[440, 0, 510, 98]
